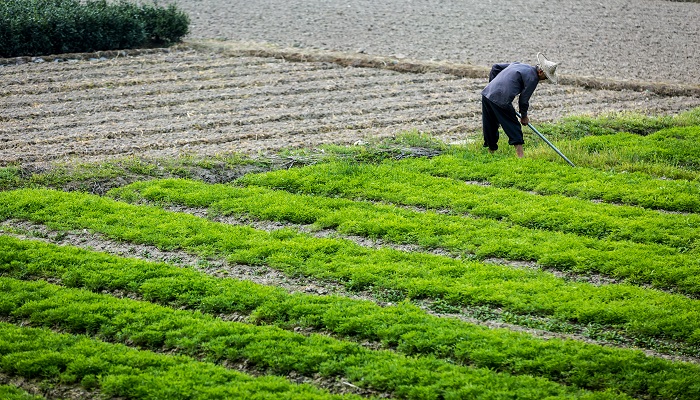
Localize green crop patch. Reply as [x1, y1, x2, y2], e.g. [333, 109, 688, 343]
[233, 162, 700, 294]
[576, 126, 700, 170]
[2, 236, 700, 399]
[2, 189, 700, 346]
[392, 152, 700, 210]
[111, 178, 700, 251]
[1, 108, 700, 398]
[533, 109, 700, 141]
[0, 321, 357, 399]
[0, 277, 628, 399]
[0, 385, 43, 400]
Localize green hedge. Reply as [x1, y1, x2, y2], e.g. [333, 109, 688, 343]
[0, 0, 189, 58]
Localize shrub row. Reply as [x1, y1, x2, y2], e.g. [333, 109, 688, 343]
[0, 0, 189, 58]
[1, 277, 614, 399]
[2, 236, 699, 399]
[0, 321, 354, 400]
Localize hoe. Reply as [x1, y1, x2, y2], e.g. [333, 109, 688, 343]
[516, 111, 576, 167]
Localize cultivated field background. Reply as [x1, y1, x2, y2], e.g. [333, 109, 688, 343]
[179, 0, 700, 85]
[2, 0, 700, 165]
[2, 1, 700, 399]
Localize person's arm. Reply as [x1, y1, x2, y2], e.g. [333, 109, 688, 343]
[489, 63, 510, 82]
[517, 72, 539, 119]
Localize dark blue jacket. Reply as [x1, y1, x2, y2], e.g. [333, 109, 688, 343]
[481, 62, 539, 118]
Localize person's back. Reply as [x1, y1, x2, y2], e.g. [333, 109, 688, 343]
[482, 62, 539, 113]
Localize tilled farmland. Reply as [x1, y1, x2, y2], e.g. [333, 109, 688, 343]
[2, 44, 700, 166]
[2, 1, 700, 399]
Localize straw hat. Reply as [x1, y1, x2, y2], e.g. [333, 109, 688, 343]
[537, 52, 560, 84]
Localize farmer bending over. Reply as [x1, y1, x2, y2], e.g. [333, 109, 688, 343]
[481, 53, 559, 157]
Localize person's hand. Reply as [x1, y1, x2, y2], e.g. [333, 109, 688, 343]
[520, 116, 529, 126]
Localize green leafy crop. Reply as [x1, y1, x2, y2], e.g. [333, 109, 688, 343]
[2, 236, 699, 399]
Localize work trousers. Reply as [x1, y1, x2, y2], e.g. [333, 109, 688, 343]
[481, 96, 524, 151]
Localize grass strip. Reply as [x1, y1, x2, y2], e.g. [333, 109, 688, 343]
[1, 277, 620, 400]
[1, 235, 700, 399]
[0, 324, 355, 400]
[234, 164, 700, 294]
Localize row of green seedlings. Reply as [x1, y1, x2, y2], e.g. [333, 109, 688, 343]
[243, 137, 700, 214]
[1, 189, 699, 351]
[538, 108, 700, 139]
[398, 120, 700, 209]
[527, 126, 700, 179]
[1, 277, 611, 400]
[0, 385, 42, 400]
[1, 216, 686, 354]
[0, 322, 352, 400]
[574, 126, 700, 169]
[2, 235, 699, 399]
[108, 174, 700, 264]
[400, 145, 700, 212]
[141, 165, 700, 295]
[114, 174, 700, 251]
[105, 179, 700, 346]
[533, 110, 700, 178]
[1, 218, 678, 354]
[0, 0, 189, 58]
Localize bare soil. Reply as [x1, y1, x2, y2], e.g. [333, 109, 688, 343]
[1, 0, 699, 165]
[2, 43, 699, 166]
[177, 0, 700, 86]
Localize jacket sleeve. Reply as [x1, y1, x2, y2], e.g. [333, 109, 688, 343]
[488, 63, 510, 82]
[518, 74, 539, 118]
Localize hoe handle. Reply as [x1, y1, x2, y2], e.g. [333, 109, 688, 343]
[516, 112, 576, 167]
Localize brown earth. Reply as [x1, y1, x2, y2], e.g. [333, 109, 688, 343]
[177, 0, 700, 86]
[1, 0, 699, 166]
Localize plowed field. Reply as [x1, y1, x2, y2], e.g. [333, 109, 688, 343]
[2, 44, 700, 166]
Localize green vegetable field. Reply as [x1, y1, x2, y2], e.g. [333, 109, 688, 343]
[1, 107, 700, 399]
